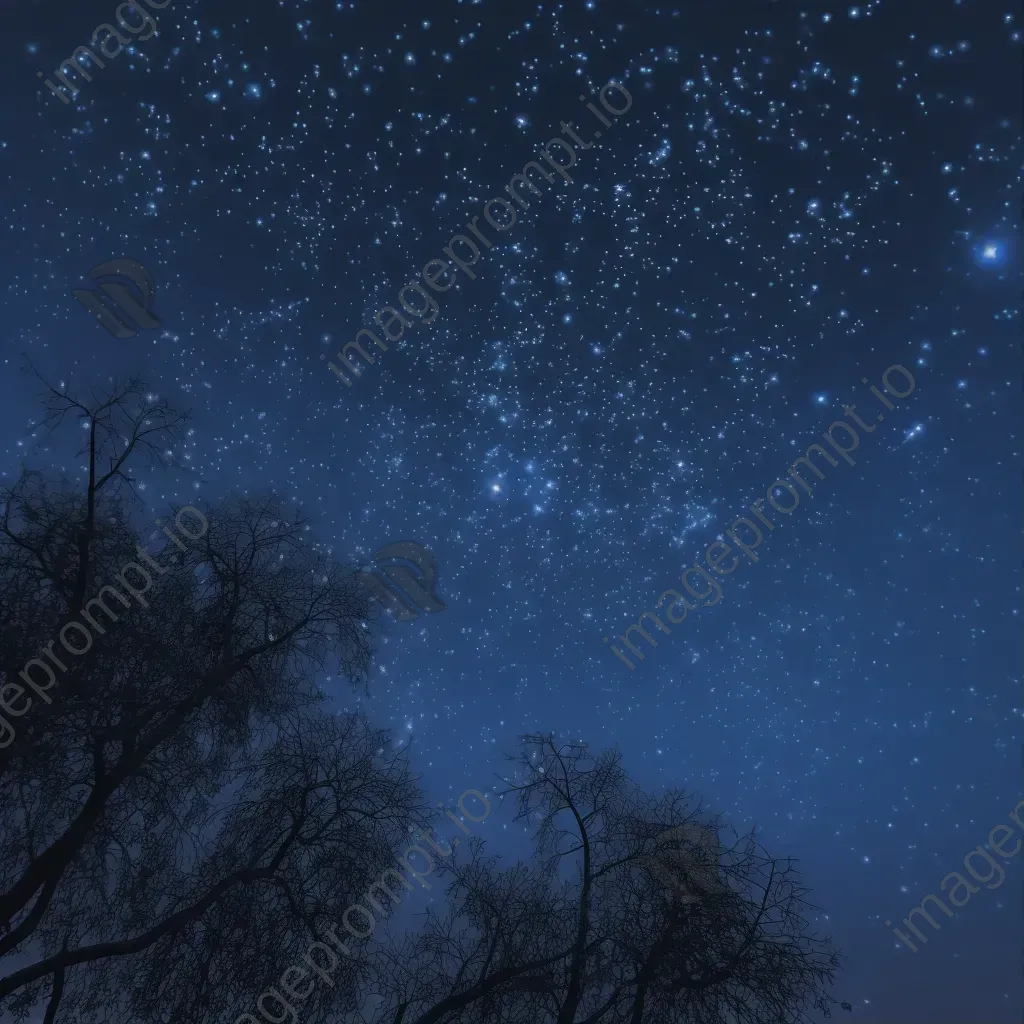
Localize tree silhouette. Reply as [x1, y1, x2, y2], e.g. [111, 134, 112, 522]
[0, 376, 427, 1023]
[366, 735, 842, 1024]
[0, 377, 846, 1024]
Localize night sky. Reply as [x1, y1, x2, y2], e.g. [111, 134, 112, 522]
[1, 0, 1021, 1020]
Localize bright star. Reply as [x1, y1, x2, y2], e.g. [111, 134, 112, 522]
[974, 240, 1007, 267]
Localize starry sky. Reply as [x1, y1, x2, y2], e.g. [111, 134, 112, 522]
[1, 0, 1021, 1020]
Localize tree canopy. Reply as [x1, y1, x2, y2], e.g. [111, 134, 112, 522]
[0, 378, 843, 1024]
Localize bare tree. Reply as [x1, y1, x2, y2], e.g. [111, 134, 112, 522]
[365, 735, 844, 1024]
[0, 372, 190, 753]
[0, 377, 428, 1023]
